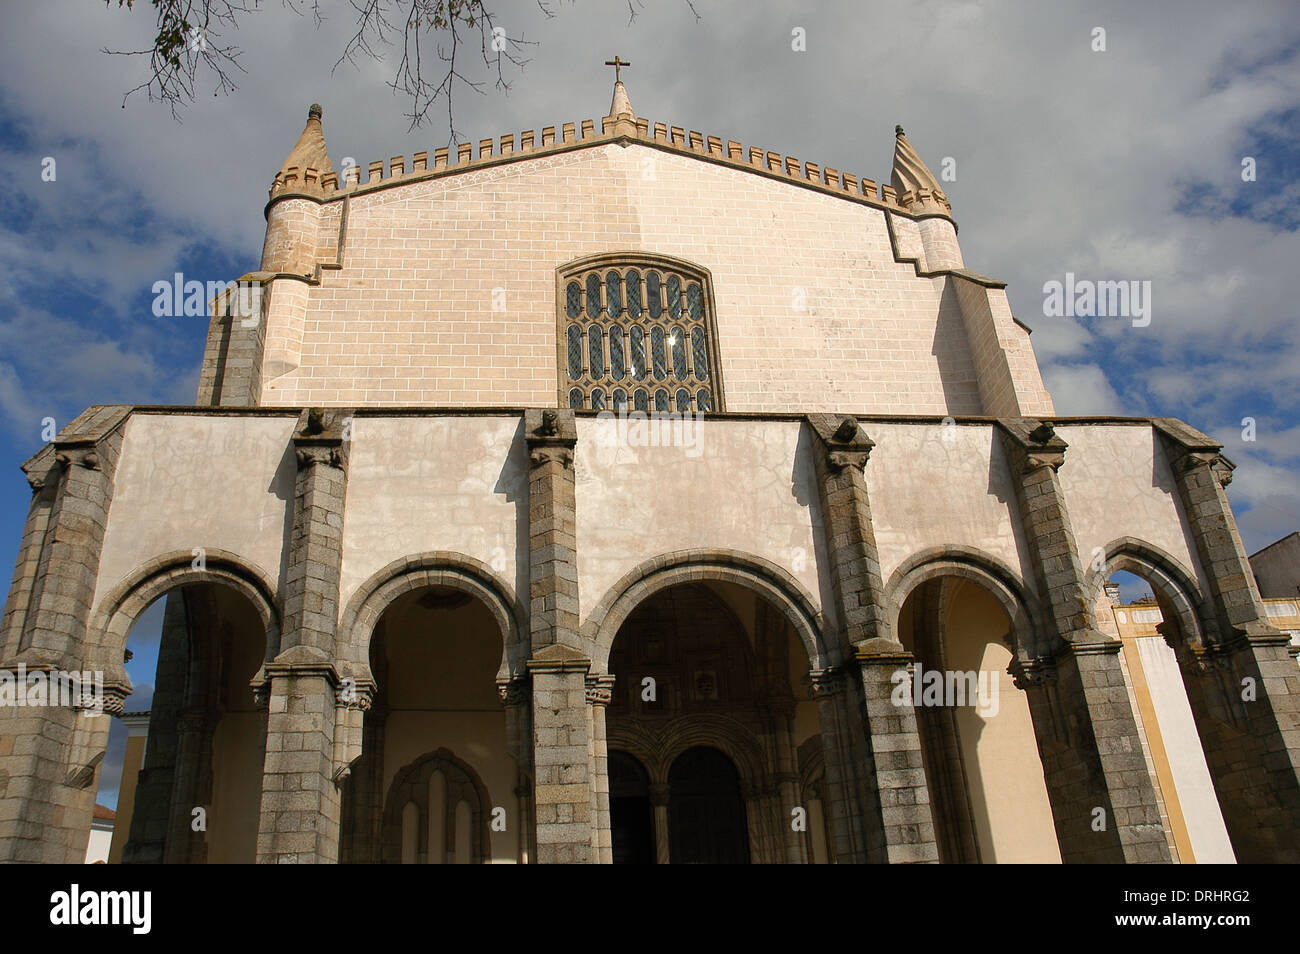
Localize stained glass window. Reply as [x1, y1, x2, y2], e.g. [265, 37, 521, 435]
[559, 261, 720, 411]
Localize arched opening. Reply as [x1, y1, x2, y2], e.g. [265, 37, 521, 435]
[897, 575, 1060, 863]
[603, 578, 827, 864]
[104, 582, 268, 864]
[668, 746, 749, 864]
[1092, 565, 1235, 863]
[341, 583, 513, 863]
[608, 750, 654, 864]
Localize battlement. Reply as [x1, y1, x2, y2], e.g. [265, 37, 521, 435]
[267, 110, 911, 215]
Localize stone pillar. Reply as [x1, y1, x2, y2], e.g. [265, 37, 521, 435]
[855, 639, 939, 863]
[527, 644, 592, 863]
[999, 419, 1170, 863]
[256, 407, 352, 864]
[0, 407, 131, 864]
[805, 414, 938, 864]
[586, 675, 615, 864]
[122, 590, 190, 863]
[649, 783, 671, 864]
[768, 703, 807, 863]
[808, 669, 866, 860]
[1155, 419, 1300, 862]
[0, 447, 57, 659]
[497, 676, 534, 864]
[523, 409, 597, 862]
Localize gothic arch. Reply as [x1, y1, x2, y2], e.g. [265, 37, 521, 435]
[86, 548, 280, 687]
[607, 713, 769, 790]
[338, 551, 526, 683]
[583, 549, 832, 672]
[1083, 536, 1214, 649]
[379, 747, 493, 864]
[884, 546, 1044, 658]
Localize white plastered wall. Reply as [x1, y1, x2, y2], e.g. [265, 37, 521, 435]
[573, 417, 830, 642]
[339, 415, 528, 615]
[94, 414, 299, 613]
[866, 422, 1034, 593]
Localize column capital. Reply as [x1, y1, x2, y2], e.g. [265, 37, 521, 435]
[1008, 655, 1057, 690]
[293, 406, 352, 472]
[525, 408, 578, 470]
[997, 418, 1068, 472]
[805, 413, 874, 471]
[807, 667, 847, 697]
[584, 673, 616, 706]
[497, 674, 531, 707]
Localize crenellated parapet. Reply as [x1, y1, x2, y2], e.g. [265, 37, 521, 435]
[261, 94, 957, 222]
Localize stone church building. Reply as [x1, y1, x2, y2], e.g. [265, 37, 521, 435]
[2, 77, 1298, 864]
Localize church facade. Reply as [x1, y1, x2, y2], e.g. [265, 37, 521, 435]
[2, 79, 1298, 864]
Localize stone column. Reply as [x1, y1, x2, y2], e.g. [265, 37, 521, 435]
[0, 407, 131, 864]
[586, 675, 615, 863]
[808, 669, 866, 860]
[1155, 419, 1300, 862]
[497, 676, 534, 864]
[256, 407, 352, 864]
[999, 419, 1170, 863]
[805, 414, 938, 864]
[767, 702, 807, 864]
[527, 644, 592, 863]
[855, 639, 940, 863]
[649, 783, 671, 864]
[524, 409, 597, 862]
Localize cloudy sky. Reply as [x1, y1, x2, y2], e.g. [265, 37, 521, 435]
[0, 1, 1297, 807]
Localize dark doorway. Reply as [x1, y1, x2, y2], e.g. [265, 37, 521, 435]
[609, 751, 655, 864]
[668, 746, 749, 864]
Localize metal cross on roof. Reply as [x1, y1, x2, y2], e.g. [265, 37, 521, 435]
[604, 56, 631, 83]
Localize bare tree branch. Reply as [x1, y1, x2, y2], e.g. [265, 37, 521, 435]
[102, 0, 699, 131]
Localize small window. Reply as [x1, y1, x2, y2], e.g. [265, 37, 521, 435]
[588, 326, 604, 378]
[606, 271, 622, 318]
[626, 270, 642, 318]
[609, 324, 626, 380]
[566, 325, 583, 381]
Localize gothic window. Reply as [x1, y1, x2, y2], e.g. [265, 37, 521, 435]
[381, 750, 490, 864]
[559, 257, 723, 411]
